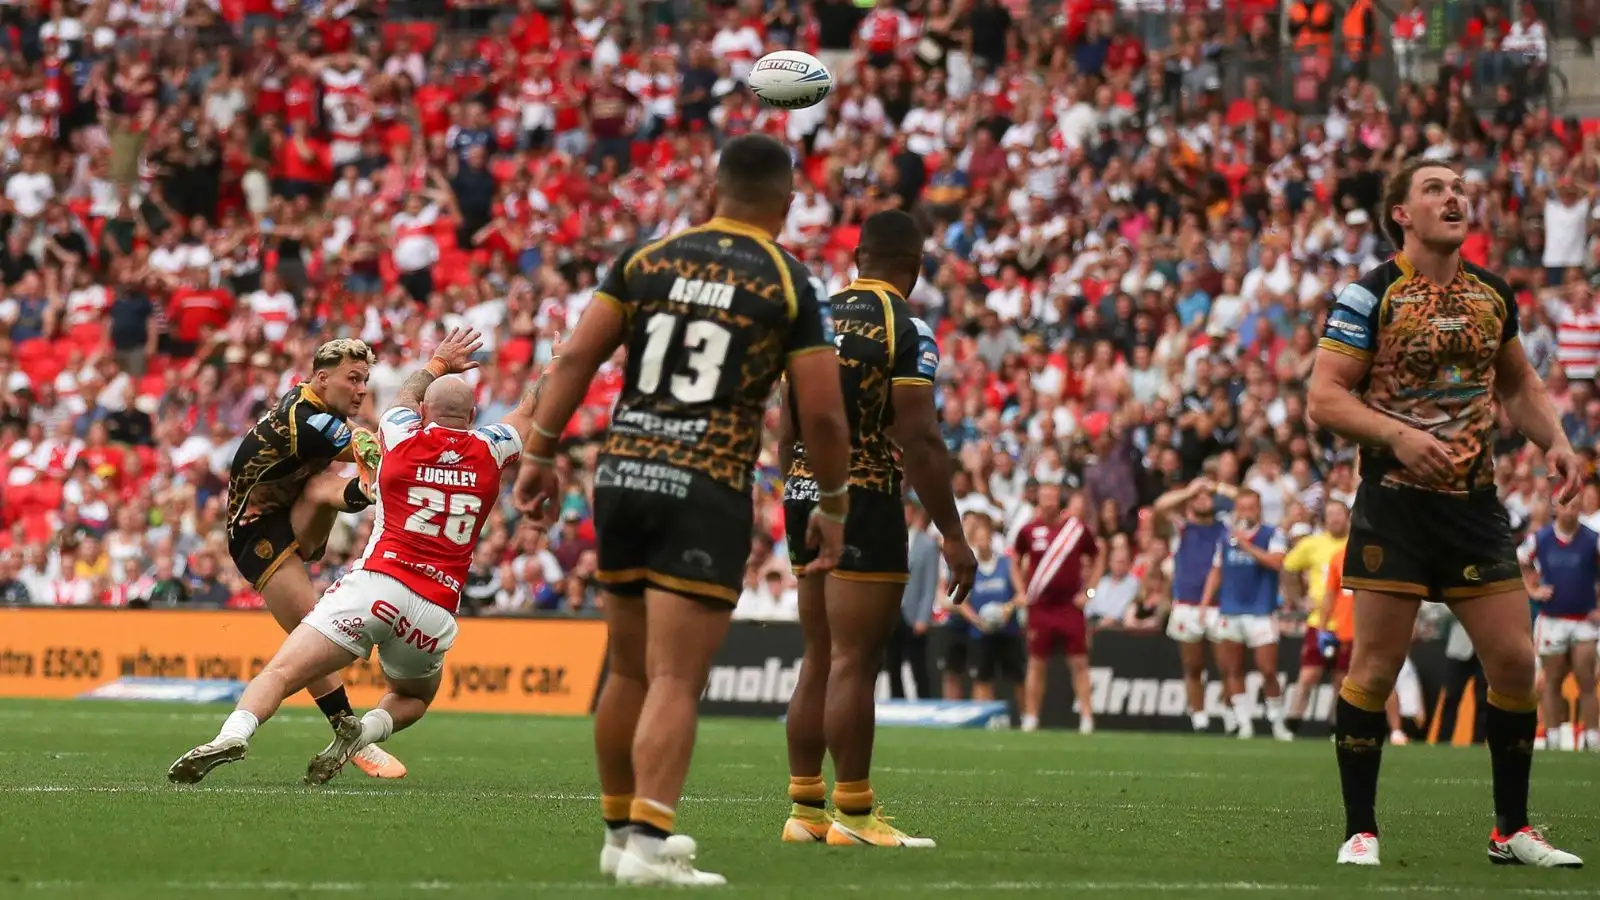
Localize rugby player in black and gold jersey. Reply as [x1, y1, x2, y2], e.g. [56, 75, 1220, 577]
[224, 332, 480, 780]
[778, 210, 976, 848]
[1309, 158, 1583, 868]
[514, 134, 851, 887]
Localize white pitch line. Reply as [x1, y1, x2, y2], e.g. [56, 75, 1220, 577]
[15, 880, 1600, 896]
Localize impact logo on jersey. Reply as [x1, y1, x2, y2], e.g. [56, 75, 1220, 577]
[436, 450, 465, 465]
[307, 412, 352, 449]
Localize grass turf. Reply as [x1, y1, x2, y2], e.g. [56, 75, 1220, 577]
[1, 698, 1597, 899]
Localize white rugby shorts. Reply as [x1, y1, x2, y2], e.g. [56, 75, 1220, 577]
[1208, 612, 1279, 649]
[304, 570, 459, 680]
[1534, 615, 1600, 657]
[1166, 604, 1216, 644]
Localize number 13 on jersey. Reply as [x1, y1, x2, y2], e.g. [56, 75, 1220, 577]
[637, 312, 732, 403]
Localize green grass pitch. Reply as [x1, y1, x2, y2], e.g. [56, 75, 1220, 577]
[2, 698, 1598, 899]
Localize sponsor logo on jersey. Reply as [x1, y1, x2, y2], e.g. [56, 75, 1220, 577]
[436, 450, 465, 465]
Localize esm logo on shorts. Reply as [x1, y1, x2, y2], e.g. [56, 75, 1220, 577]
[369, 600, 442, 654]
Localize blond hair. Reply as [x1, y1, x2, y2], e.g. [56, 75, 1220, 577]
[311, 338, 376, 371]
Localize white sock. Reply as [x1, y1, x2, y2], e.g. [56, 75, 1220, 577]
[1265, 696, 1284, 723]
[626, 801, 673, 860]
[1584, 729, 1599, 750]
[1191, 713, 1210, 730]
[360, 709, 394, 746]
[1020, 714, 1039, 731]
[215, 710, 258, 744]
[1230, 694, 1251, 720]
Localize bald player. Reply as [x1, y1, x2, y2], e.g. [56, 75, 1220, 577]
[170, 330, 537, 785]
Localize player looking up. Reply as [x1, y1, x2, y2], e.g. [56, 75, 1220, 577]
[223, 337, 403, 779]
[1202, 488, 1292, 741]
[778, 209, 977, 849]
[171, 331, 532, 785]
[1309, 158, 1583, 868]
[1012, 483, 1099, 734]
[1518, 503, 1600, 752]
[1152, 477, 1228, 732]
[514, 133, 852, 888]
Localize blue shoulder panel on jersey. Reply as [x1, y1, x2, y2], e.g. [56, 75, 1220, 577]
[307, 412, 352, 449]
[479, 424, 516, 443]
[384, 408, 422, 426]
[810, 277, 836, 345]
[1335, 282, 1378, 317]
[911, 317, 940, 379]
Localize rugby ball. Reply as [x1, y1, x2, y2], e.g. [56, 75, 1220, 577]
[748, 50, 833, 110]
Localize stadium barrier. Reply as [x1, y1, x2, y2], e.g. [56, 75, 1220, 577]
[699, 621, 1502, 741]
[0, 608, 607, 715]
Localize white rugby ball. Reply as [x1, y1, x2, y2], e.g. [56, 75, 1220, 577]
[748, 50, 833, 110]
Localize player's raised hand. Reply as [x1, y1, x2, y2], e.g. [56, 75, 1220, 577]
[1547, 445, 1584, 506]
[1391, 426, 1454, 486]
[941, 536, 977, 606]
[434, 327, 485, 373]
[513, 456, 560, 525]
[803, 507, 845, 575]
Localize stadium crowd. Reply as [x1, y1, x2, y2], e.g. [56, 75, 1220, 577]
[0, 0, 1593, 644]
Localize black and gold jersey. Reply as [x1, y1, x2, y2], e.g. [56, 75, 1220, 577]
[594, 217, 835, 493]
[226, 384, 352, 529]
[1319, 255, 1518, 493]
[787, 279, 940, 495]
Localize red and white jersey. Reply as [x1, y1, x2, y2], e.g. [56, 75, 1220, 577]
[1012, 515, 1096, 609]
[352, 407, 523, 613]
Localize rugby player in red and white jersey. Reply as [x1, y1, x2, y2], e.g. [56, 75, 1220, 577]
[169, 328, 539, 786]
[1010, 483, 1100, 733]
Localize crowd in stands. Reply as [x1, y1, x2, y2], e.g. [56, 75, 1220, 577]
[0, 0, 1595, 627]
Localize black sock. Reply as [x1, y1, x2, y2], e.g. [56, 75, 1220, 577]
[793, 797, 826, 810]
[314, 686, 354, 723]
[1334, 695, 1389, 838]
[1485, 702, 1537, 835]
[604, 818, 631, 833]
[631, 821, 672, 840]
[1286, 717, 1303, 736]
[343, 477, 373, 512]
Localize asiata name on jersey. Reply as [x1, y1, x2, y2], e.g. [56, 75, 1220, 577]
[612, 408, 709, 442]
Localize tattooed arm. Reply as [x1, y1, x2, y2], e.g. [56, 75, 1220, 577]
[499, 357, 556, 447]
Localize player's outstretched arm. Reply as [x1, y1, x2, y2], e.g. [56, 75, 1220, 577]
[889, 381, 976, 605]
[1495, 337, 1582, 504]
[392, 327, 484, 415]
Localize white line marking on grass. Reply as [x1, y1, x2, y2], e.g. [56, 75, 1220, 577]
[17, 880, 1600, 896]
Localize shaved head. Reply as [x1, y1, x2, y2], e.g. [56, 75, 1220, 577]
[421, 375, 476, 426]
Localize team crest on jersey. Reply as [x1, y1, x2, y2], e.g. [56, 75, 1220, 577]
[255, 539, 276, 560]
[1362, 545, 1383, 572]
[437, 450, 464, 465]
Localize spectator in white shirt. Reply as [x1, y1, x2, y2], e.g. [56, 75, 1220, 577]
[245, 270, 297, 345]
[5, 155, 54, 220]
[1085, 535, 1142, 624]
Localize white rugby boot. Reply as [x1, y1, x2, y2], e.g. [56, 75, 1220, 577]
[600, 827, 631, 876]
[1489, 827, 1583, 868]
[614, 834, 726, 886]
[304, 715, 364, 785]
[1337, 832, 1381, 866]
[167, 737, 248, 784]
